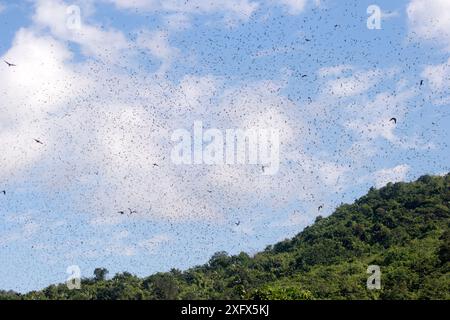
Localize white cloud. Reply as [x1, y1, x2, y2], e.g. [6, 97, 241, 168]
[139, 234, 171, 253]
[137, 30, 179, 73]
[374, 164, 410, 188]
[163, 13, 192, 31]
[421, 58, 450, 105]
[106, 0, 259, 21]
[33, 0, 130, 62]
[276, 0, 308, 15]
[422, 57, 450, 91]
[323, 69, 383, 98]
[344, 83, 416, 144]
[63, 230, 139, 258]
[270, 211, 311, 227]
[0, 212, 41, 246]
[0, 222, 40, 245]
[318, 162, 349, 187]
[318, 65, 353, 77]
[407, 0, 450, 51]
[381, 10, 399, 20]
[0, 28, 89, 181]
[232, 222, 255, 235]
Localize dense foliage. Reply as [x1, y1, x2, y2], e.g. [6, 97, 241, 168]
[1, 173, 449, 300]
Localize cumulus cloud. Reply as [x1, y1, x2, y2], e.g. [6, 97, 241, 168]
[0, 28, 89, 182]
[315, 66, 423, 149]
[381, 10, 399, 20]
[421, 57, 450, 105]
[374, 164, 410, 188]
[322, 69, 383, 98]
[139, 234, 172, 253]
[407, 0, 450, 50]
[33, 0, 130, 62]
[0, 212, 41, 246]
[409, 0, 450, 106]
[318, 65, 354, 77]
[137, 30, 179, 73]
[163, 13, 192, 31]
[276, 0, 308, 15]
[270, 211, 311, 227]
[345, 89, 416, 143]
[106, 0, 259, 21]
[422, 58, 450, 91]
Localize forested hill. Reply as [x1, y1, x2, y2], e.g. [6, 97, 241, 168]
[1, 173, 449, 300]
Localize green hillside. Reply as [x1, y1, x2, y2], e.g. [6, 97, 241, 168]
[1, 173, 449, 300]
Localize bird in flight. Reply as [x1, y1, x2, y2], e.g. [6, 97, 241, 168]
[118, 211, 125, 215]
[128, 208, 137, 215]
[153, 163, 159, 167]
[4, 60, 16, 67]
[389, 117, 397, 124]
[1, 190, 5, 195]
[34, 139, 44, 145]
[420, 80, 424, 86]
[235, 221, 241, 226]
[318, 205, 324, 211]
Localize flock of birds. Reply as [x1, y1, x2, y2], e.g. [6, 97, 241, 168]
[1, 4, 445, 267]
[1, 53, 410, 219]
[118, 208, 138, 216]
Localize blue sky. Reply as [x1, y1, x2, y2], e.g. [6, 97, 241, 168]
[0, 0, 449, 292]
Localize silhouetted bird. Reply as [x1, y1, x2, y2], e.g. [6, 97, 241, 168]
[4, 60, 16, 67]
[389, 118, 397, 124]
[34, 139, 44, 144]
[318, 205, 323, 211]
[128, 208, 137, 215]
[420, 80, 424, 86]
[1, 190, 5, 195]
[118, 211, 125, 215]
